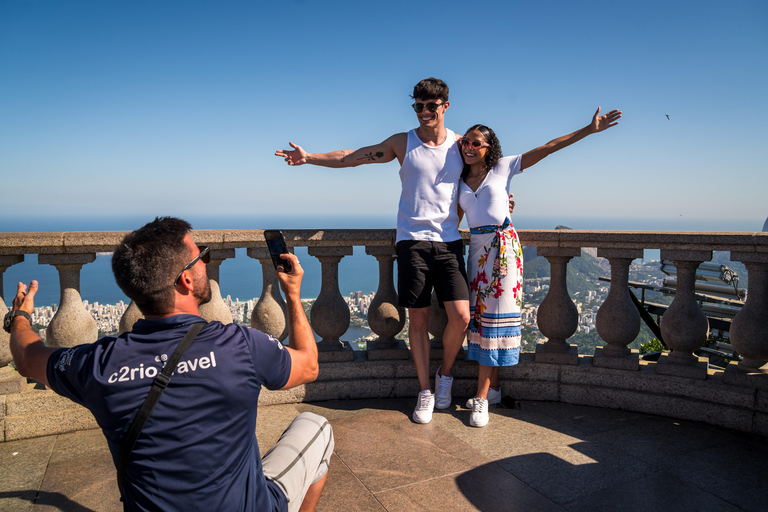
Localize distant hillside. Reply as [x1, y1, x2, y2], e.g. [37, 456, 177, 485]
[522, 248, 748, 289]
[522, 247, 608, 295]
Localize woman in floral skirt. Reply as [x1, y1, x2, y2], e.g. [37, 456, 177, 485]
[457, 107, 622, 427]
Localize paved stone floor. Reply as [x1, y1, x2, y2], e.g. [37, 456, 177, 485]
[1, 398, 766, 511]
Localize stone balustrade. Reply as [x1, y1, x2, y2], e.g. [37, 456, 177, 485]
[0, 228, 766, 440]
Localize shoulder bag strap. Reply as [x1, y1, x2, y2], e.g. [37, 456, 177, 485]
[116, 320, 207, 500]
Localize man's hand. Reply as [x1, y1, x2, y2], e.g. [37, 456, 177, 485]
[9, 280, 55, 387]
[275, 142, 308, 166]
[13, 280, 37, 315]
[508, 193, 515, 215]
[275, 253, 303, 301]
[590, 107, 622, 133]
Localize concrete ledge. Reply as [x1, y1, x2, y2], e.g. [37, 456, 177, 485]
[6, 388, 84, 416]
[723, 362, 768, 390]
[366, 342, 409, 360]
[0, 368, 26, 394]
[5, 407, 98, 441]
[655, 353, 709, 379]
[535, 344, 579, 365]
[755, 411, 768, 437]
[592, 347, 641, 371]
[560, 384, 754, 431]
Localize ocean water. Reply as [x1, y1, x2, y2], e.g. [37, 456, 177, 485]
[0, 214, 395, 306]
[1, 214, 761, 307]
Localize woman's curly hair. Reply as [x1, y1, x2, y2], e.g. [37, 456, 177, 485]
[460, 124, 503, 182]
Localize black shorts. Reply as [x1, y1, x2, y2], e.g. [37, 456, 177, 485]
[396, 239, 469, 309]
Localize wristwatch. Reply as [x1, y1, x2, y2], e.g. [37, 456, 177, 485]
[3, 310, 31, 333]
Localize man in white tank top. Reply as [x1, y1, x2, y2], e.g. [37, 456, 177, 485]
[275, 78, 470, 424]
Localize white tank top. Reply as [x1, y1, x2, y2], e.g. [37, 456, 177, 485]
[396, 129, 464, 242]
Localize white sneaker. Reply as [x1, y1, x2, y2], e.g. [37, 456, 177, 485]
[434, 367, 453, 409]
[470, 397, 489, 428]
[413, 390, 435, 424]
[465, 387, 501, 409]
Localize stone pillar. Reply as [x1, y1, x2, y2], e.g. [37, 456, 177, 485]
[0, 255, 24, 367]
[535, 247, 581, 365]
[308, 246, 353, 362]
[727, 253, 768, 377]
[198, 248, 235, 325]
[656, 250, 712, 379]
[119, 301, 144, 334]
[594, 249, 643, 370]
[247, 248, 288, 341]
[39, 254, 98, 348]
[428, 292, 449, 353]
[365, 246, 407, 359]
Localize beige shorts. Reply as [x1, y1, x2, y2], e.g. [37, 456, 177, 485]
[262, 412, 334, 512]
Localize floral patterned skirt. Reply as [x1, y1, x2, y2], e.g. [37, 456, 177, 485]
[466, 219, 523, 367]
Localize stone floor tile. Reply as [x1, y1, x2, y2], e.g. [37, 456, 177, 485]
[592, 415, 734, 467]
[256, 403, 302, 452]
[296, 397, 413, 420]
[317, 457, 386, 512]
[495, 438, 653, 505]
[35, 458, 120, 512]
[565, 471, 743, 512]
[34, 430, 120, 512]
[435, 405, 588, 464]
[522, 401, 658, 437]
[376, 461, 563, 512]
[0, 436, 56, 512]
[330, 409, 490, 493]
[656, 438, 768, 512]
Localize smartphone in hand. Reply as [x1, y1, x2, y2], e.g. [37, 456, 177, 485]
[264, 230, 292, 273]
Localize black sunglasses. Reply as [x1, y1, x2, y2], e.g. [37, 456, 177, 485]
[411, 101, 445, 114]
[174, 245, 210, 286]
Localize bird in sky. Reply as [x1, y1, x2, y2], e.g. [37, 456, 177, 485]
[666, 114, 670, 120]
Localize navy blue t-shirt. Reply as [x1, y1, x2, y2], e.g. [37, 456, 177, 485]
[46, 314, 292, 512]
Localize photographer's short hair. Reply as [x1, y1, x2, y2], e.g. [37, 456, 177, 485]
[411, 77, 449, 103]
[112, 217, 192, 316]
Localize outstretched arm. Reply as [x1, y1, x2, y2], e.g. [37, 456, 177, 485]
[521, 107, 621, 170]
[275, 133, 407, 168]
[276, 253, 319, 389]
[9, 281, 57, 387]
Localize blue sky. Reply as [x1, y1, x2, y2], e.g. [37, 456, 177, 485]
[1, 0, 766, 231]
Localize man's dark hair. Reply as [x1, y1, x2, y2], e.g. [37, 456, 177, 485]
[112, 217, 193, 316]
[411, 77, 449, 102]
[460, 124, 503, 182]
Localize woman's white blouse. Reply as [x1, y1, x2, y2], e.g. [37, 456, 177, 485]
[458, 155, 522, 228]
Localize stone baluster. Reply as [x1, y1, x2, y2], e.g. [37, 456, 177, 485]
[308, 246, 353, 361]
[535, 247, 581, 365]
[726, 252, 768, 377]
[365, 246, 406, 359]
[594, 249, 643, 370]
[39, 254, 98, 348]
[119, 301, 144, 334]
[428, 292, 450, 356]
[428, 237, 469, 355]
[198, 248, 235, 325]
[247, 248, 287, 341]
[656, 250, 712, 379]
[0, 255, 24, 367]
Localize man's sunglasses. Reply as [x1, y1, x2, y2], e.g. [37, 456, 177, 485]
[174, 245, 210, 286]
[458, 137, 490, 149]
[411, 101, 445, 114]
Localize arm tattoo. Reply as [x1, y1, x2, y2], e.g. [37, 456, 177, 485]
[358, 151, 384, 162]
[340, 150, 348, 162]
